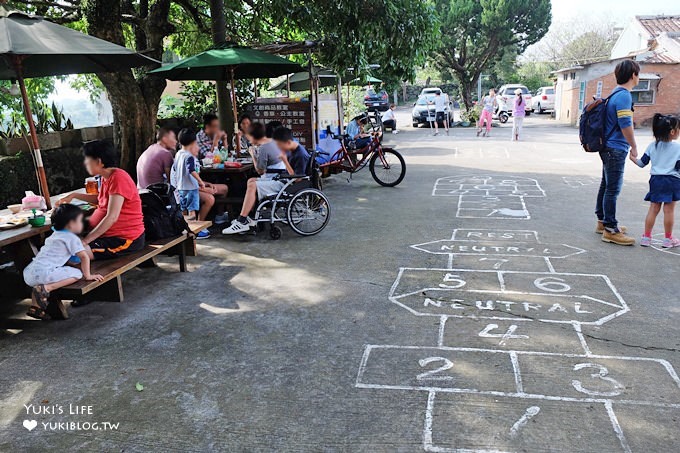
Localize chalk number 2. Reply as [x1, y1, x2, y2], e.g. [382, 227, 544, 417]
[571, 363, 624, 397]
[417, 357, 455, 381]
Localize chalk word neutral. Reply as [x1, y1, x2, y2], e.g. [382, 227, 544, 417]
[389, 268, 628, 325]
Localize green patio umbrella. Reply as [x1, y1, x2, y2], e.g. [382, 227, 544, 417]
[270, 68, 338, 92]
[0, 7, 158, 208]
[348, 76, 382, 86]
[150, 43, 304, 151]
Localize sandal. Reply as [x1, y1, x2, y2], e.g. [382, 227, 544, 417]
[31, 284, 50, 310]
[26, 306, 51, 321]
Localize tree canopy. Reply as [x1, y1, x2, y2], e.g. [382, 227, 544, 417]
[432, 0, 552, 108]
[4, 0, 436, 170]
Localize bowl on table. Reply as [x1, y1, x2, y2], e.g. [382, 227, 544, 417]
[7, 204, 22, 214]
[28, 215, 46, 227]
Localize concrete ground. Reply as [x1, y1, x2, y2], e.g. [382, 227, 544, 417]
[2, 108, 680, 452]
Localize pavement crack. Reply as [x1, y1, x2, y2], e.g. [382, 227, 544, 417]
[339, 279, 387, 288]
[580, 332, 680, 354]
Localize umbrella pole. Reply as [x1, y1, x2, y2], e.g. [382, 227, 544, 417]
[336, 77, 344, 134]
[12, 56, 51, 209]
[230, 67, 240, 156]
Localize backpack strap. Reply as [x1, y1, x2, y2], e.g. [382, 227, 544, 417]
[602, 88, 627, 145]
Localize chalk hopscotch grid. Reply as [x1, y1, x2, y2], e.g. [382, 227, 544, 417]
[432, 175, 546, 220]
[358, 221, 678, 451]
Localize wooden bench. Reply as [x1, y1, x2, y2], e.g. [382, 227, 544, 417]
[55, 220, 211, 303]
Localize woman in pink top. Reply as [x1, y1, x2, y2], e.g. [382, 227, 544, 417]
[511, 88, 526, 141]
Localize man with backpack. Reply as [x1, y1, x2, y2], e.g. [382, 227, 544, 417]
[595, 60, 640, 246]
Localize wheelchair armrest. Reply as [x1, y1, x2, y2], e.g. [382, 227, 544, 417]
[275, 174, 309, 180]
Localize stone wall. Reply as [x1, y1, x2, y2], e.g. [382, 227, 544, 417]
[0, 126, 113, 208]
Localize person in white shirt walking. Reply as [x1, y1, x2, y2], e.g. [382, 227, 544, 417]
[428, 91, 449, 136]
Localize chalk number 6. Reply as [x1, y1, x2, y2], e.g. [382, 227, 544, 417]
[571, 363, 624, 397]
[533, 277, 571, 293]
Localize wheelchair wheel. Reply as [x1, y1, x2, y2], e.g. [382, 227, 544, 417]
[369, 148, 406, 187]
[286, 189, 331, 236]
[269, 225, 282, 240]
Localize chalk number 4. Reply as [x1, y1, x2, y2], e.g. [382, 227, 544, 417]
[571, 363, 624, 397]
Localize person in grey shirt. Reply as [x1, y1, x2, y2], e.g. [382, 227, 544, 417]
[247, 123, 286, 177]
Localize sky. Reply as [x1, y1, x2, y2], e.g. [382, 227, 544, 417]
[550, 0, 676, 24]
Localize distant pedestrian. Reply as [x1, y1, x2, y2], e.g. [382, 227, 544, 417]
[382, 103, 398, 133]
[632, 114, 680, 248]
[511, 89, 526, 141]
[477, 88, 496, 137]
[596, 59, 640, 246]
[429, 91, 449, 136]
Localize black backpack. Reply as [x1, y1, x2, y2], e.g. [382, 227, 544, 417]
[579, 90, 623, 153]
[140, 183, 191, 241]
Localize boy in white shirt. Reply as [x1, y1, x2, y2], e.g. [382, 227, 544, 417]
[428, 91, 449, 136]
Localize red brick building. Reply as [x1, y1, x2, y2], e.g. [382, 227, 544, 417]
[554, 15, 680, 127]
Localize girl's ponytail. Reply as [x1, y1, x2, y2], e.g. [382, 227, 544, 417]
[653, 113, 680, 144]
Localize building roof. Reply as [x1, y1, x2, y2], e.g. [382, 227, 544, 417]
[636, 15, 680, 37]
[641, 32, 680, 64]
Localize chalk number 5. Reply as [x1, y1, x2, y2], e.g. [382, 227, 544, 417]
[439, 273, 466, 289]
[571, 363, 624, 397]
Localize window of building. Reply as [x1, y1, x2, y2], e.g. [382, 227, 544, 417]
[631, 78, 657, 105]
[563, 73, 568, 81]
[570, 72, 576, 80]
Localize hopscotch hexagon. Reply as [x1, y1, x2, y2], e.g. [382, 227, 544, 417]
[432, 175, 545, 219]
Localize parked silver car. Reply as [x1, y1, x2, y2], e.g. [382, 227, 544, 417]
[531, 86, 555, 113]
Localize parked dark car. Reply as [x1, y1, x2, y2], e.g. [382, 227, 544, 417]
[364, 89, 390, 112]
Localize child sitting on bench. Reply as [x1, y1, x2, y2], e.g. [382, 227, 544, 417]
[23, 204, 103, 320]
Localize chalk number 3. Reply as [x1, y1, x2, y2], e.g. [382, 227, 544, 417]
[571, 363, 624, 397]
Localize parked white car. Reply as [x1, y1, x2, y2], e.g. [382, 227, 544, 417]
[531, 86, 555, 113]
[497, 84, 532, 116]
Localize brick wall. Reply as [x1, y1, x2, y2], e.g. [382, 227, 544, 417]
[583, 63, 680, 127]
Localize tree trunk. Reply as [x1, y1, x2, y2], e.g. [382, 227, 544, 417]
[459, 78, 475, 111]
[85, 0, 169, 177]
[209, 0, 234, 138]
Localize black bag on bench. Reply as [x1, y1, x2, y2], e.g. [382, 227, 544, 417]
[141, 183, 191, 241]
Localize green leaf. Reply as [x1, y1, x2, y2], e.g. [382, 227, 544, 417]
[135, 382, 144, 392]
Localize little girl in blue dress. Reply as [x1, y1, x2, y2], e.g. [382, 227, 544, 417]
[632, 114, 680, 247]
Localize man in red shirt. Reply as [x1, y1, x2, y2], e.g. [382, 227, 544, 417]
[58, 141, 145, 259]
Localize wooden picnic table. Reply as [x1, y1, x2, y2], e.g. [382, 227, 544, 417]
[0, 190, 83, 269]
[200, 162, 257, 216]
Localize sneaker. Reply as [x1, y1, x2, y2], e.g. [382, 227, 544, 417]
[662, 237, 680, 248]
[640, 235, 652, 247]
[482, 131, 487, 137]
[392, 130, 399, 134]
[433, 132, 439, 136]
[477, 129, 482, 137]
[222, 220, 250, 235]
[602, 230, 635, 246]
[197, 229, 211, 239]
[213, 213, 229, 225]
[596, 221, 627, 234]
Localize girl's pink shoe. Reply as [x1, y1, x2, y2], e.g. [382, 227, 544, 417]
[640, 236, 652, 247]
[661, 237, 680, 248]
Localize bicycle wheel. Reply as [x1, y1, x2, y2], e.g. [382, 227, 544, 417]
[369, 148, 406, 187]
[286, 189, 331, 236]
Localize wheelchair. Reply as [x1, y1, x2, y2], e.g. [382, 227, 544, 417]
[253, 150, 331, 240]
